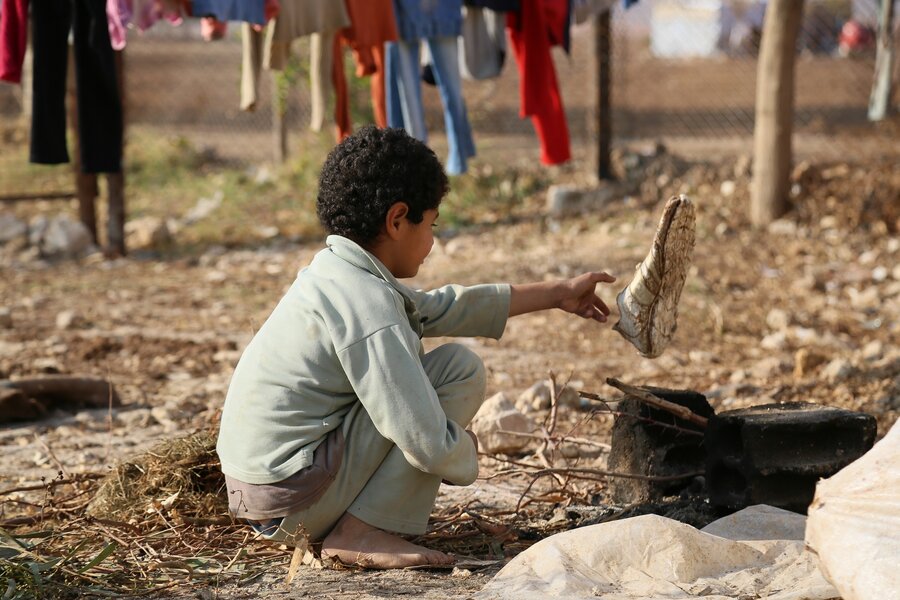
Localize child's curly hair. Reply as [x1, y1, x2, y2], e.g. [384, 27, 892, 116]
[317, 126, 449, 246]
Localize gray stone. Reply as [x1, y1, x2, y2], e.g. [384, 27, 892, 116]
[40, 215, 94, 258]
[471, 392, 536, 455]
[750, 356, 785, 380]
[0, 213, 27, 244]
[765, 308, 790, 331]
[822, 358, 853, 383]
[545, 184, 619, 218]
[861, 340, 883, 361]
[183, 191, 223, 225]
[55, 310, 82, 330]
[125, 216, 171, 249]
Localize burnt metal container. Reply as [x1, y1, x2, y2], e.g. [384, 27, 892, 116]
[608, 387, 714, 504]
[705, 402, 877, 513]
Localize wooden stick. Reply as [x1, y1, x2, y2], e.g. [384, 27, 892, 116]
[605, 378, 708, 428]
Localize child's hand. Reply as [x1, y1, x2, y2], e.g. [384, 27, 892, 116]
[556, 271, 616, 323]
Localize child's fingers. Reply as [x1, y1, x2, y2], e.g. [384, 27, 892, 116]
[588, 271, 616, 284]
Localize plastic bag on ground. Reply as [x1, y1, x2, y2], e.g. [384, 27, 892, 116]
[477, 505, 837, 600]
[806, 421, 900, 600]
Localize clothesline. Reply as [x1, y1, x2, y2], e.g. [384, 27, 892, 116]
[0, 0, 630, 175]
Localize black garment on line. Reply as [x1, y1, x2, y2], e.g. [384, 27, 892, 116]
[30, 0, 122, 173]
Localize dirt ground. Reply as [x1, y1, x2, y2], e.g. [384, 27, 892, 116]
[1, 149, 899, 598]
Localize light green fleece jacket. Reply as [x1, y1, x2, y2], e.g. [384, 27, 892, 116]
[216, 235, 511, 486]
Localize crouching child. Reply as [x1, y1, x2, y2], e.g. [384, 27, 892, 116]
[216, 126, 616, 568]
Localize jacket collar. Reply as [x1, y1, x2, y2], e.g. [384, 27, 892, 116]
[325, 235, 424, 336]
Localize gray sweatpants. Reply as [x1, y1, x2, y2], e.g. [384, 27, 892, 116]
[267, 342, 486, 543]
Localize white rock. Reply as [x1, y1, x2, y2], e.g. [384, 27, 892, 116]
[819, 215, 838, 229]
[516, 381, 552, 412]
[822, 358, 853, 383]
[719, 180, 736, 197]
[760, 331, 787, 350]
[871, 266, 888, 282]
[0, 213, 28, 244]
[862, 340, 883, 361]
[689, 350, 716, 364]
[40, 215, 94, 258]
[750, 356, 785, 380]
[892, 264, 900, 281]
[767, 219, 797, 236]
[846, 286, 880, 310]
[0, 307, 11, 329]
[183, 191, 223, 225]
[765, 308, 790, 331]
[55, 310, 82, 330]
[125, 216, 171, 249]
[255, 225, 280, 240]
[472, 392, 536, 454]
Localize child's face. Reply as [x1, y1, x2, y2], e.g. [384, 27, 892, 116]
[395, 208, 439, 278]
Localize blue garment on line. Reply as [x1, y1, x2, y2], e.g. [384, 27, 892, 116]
[192, 0, 265, 25]
[392, 0, 463, 41]
[386, 37, 476, 175]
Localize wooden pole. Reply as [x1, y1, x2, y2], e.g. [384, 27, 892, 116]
[595, 9, 612, 180]
[106, 49, 126, 257]
[272, 72, 288, 163]
[67, 47, 99, 244]
[868, 0, 895, 121]
[750, 0, 805, 227]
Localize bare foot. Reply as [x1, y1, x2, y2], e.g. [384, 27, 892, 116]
[321, 513, 454, 569]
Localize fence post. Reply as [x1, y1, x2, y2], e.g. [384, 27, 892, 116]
[595, 9, 612, 181]
[868, 0, 895, 121]
[67, 47, 99, 244]
[106, 49, 126, 257]
[750, 0, 804, 227]
[272, 72, 288, 163]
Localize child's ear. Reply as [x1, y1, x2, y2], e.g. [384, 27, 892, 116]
[384, 202, 410, 239]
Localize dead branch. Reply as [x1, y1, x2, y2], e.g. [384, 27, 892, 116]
[1, 376, 121, 408]
[0, 473, 104, 496]
[605, 378, 708, 428]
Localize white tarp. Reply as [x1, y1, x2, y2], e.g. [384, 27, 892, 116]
[477, 505, 837, 600]
[806, 421, 900, 600]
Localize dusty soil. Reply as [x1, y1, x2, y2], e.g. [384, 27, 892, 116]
[1, 151, 898, 598]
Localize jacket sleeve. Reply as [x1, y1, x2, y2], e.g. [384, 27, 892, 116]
[409, 283, 511, 339]
[336, 324, 479, 485]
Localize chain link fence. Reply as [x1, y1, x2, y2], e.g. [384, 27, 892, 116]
[1, 0, 897, 198]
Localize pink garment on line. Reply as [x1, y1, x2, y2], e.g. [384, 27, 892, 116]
[107, 0, 133, 51]
[0, 0, 28, 84]
[134, 0, 184, 33]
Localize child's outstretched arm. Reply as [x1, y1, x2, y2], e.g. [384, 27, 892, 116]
[509, 271, 616, 323]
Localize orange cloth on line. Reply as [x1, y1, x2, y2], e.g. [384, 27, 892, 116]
[332, 0, 398, 140]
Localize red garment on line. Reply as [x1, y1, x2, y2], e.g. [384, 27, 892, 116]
[507, 0, 571, 165]
[333, 0, 397, 141]
[0, 0, 29, 84]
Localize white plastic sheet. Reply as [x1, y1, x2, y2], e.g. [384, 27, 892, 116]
[806, 421, 900, 600]
[477, 505, 837, 600]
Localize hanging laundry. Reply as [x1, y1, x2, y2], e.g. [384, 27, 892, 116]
[572, 0, 615, 25]
[193, 0, 265, 25]
[0, 0, 28, 84]
[506, 0, 571, 165]
[131, 0, 184, 33]
[30, 0, 123, 173]
[387, 0, 476, 175]
[459, 5, 506, 80]
[265, 0, 348, 69]
[106, 0, 132, 51]
[466, 0, 519, 10]
[240, 0, 349, 111]
[329, 0, 398, 140]
[200, 17, 228, 41]
[309, 31, 335, 132]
